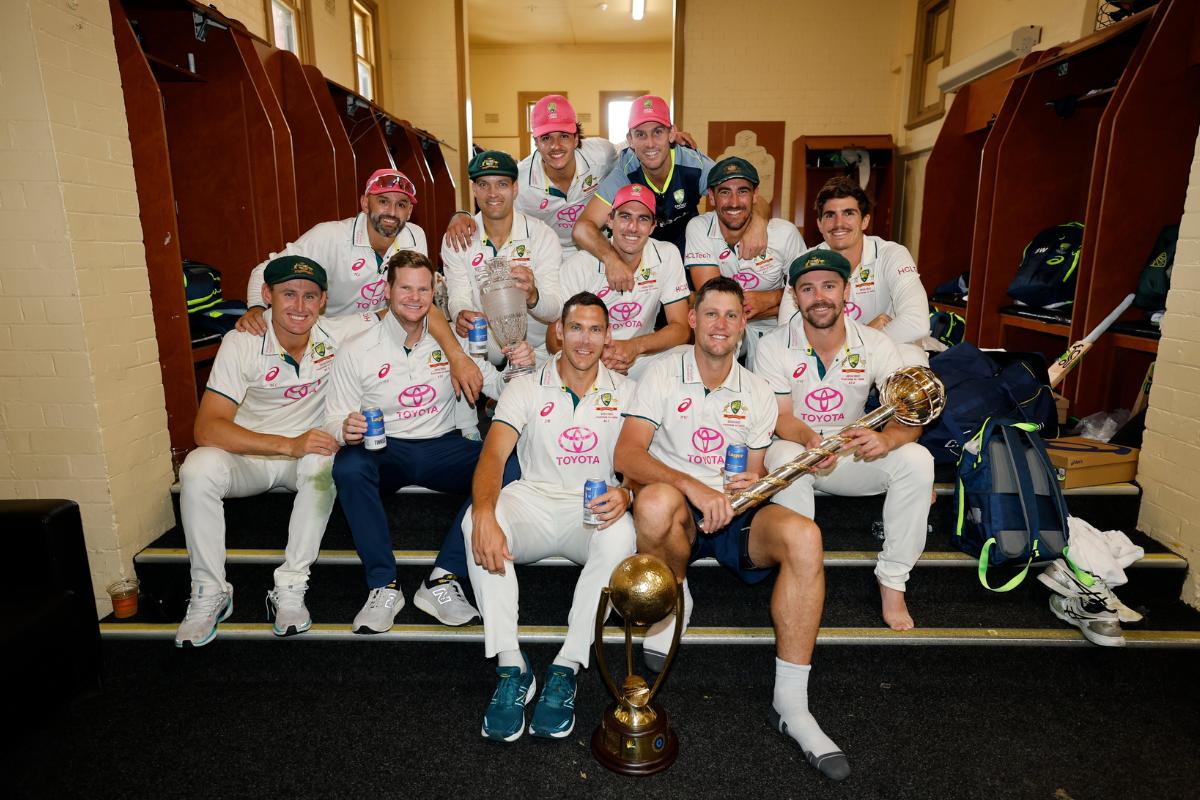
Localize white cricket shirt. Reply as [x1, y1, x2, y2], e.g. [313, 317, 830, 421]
[516, 137, 616, 257]
[559, 240, 689, 338]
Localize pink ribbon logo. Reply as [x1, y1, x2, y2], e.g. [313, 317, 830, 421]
[805, 387, 844, 413]
[399, 383, 437, 408]
[558, 426, 598, 453]
[692, 426, 725, 453]
[610, 301, 643, 322]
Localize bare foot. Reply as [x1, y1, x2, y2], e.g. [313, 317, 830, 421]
[880, 584, 914, 631]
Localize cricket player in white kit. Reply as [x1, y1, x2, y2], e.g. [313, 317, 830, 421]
[464, 293, 636, 742]
[614, 276, 849, 782]
[549, 183, 690, 380]
[442, 150, 563, 369]
[685, 156, 804, 368]
[778, 176, 930, 366]
[757, 250, 934, 631]
[175, 256, 341, 648]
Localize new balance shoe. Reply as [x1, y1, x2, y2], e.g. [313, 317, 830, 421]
[414, 574, 481, 626]
[1049, 594, 1126, 647]
[174, 584, 233, 648]
[642, 580, 692, 672]
[529, 665, 577, 739]
[266, 585, 311, 637]
[482, 654, 536, 742]
[1038, 558, 1143, 623]
[352, 584, 404, 634]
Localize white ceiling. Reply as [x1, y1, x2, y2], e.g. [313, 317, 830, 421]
[467, 0, 673, 46]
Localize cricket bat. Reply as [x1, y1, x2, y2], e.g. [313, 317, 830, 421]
[1047, 293, 1135, 388]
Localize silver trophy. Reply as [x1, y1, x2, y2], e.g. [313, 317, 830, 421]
[479, 256, 533, 380]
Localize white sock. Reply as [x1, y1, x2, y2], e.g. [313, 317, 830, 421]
[430, 567, 451, 581]
[773, 658, 840, 757]
[552, 655, 580, 674]
[497, 649, 524, 670]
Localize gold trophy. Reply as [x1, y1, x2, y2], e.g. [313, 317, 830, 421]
[591, 554, 683, 776]
[731, 365, 946, 512]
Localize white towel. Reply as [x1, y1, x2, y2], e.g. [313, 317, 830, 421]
[1066, 516, 1145, 587]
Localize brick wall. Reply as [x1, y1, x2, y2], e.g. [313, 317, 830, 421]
[0, 0, 175, 614]
[1137, 126, 1200, 611]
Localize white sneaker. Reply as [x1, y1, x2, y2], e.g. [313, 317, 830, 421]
[353, 585, 404, 634]
[174, 584, 233, 648]
[642, 579, 692, 672]
[1037, 558, 1143, 623]
[1049, 594, 1126, 647]
[266, 585, 311, 637]
[414, 574, 481, 626]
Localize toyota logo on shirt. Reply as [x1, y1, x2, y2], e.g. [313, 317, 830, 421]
[361, 279, 387, 303]
[692, 427, 725, 453]
[557, 203, 584, 223]
[733, 271, 760, 291]
[844, 301, 862, 320]
[558, 426, 598, 453]
[283, 380, 320, 400]
[610, 301, 642, 322]
[805, 387, 844, 413]
[398, 383, 437, 408]
[597, 286, 611, 299]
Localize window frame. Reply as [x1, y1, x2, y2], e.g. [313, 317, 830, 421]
[263, 0, 312, 62]
[351, 0, 383, 104]
[599, 90, 649, 145]
[906, 0, 955, 130]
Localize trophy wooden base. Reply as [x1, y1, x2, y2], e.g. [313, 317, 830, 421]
[590, 702, 678, 776]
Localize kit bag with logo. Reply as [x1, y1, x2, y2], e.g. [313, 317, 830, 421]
[1007, 222, 1084, 309]
[183, 260, 223, 314]
[954, 418, 1070, 592]
[928, 305, 966, 348]
[1133, 224, 1178, 316]
[919, 343, 1057, 464]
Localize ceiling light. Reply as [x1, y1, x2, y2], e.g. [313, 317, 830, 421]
[632, 0, 644, 21]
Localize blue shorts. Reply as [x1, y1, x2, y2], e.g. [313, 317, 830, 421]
[689, 504, 774, 585]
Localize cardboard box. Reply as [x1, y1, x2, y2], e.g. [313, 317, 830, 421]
[1044, 437, 1139, 489]
[1052, 392, 1069, 426]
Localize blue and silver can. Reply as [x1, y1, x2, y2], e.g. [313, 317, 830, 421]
[468, 316, 488, 356]
[362, 407, 387, 451]
[723, 444, 748, 492]
[583, 478, 607, 527]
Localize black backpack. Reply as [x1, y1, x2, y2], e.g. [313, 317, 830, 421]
[183, 260, 223, 314]
[1007, 222, 1084, 309]
[928, 306, 966, 348]
[1134, 224, 1178, 316]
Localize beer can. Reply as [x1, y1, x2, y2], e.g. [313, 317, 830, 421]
[723, 443, 748, 491]
[583, 478, 607, 527]
[468, 316, 488, 356]
[362, 407, 387, 451]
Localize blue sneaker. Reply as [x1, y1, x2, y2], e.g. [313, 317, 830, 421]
[482, 654, 536, 742]
[530, 665, 577, 739]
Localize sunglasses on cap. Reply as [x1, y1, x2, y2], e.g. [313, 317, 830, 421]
[365, 172, 417, 199]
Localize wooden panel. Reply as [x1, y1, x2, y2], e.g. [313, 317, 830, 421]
[706, 121, 786, 218]
[304, 65, 358, 217]
[326, 79, 394, 195]
[790, 135, 894, 246]
[258, 46, 340, 230]
[377, 114, 433, 226]
[109, 0, 197, 452]
[418, 130, 459, 264]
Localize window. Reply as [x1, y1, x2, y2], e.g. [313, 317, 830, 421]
[599, 90, 648, 146]
[906, 0, 955, 129]
[265, 0, 307, 60]
[517, 91, 566, 160]
[352, 0, 381, 102]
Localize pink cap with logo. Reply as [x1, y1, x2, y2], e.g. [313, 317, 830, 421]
[364, 169, 418, 202]
[612, 183, 656, 216]
[627, 94, 672, 132]
[531, 94, 577, 137]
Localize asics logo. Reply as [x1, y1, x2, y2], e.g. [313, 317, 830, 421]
[265, 366, 280, 382]
[539, 199, 549, 210]
[677, 397, 693, 412]
[805, 387, 844, 413]
[351, 258, 366, 272]
[558, 426, 598, 453]
[540, 401, 555, 417]
[472, 253, 484, 267]
[378, 363, 391, 379]
[398, 383, 437, 408]
[692, 427, 725, 453]
[793, 364, 807, 379]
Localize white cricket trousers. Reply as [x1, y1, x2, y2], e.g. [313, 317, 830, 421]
[179, 448, 336, 591]
[765, 439, 934, 591]
[462, 480, 636, 667]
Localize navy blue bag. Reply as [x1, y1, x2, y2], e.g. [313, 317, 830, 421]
[920, 343, 1057, 464]
[954, 418, 1070, 591]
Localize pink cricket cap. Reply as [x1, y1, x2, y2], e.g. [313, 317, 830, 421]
[627, 94, 672, 132]
[612, 183, 656, 216]
[530, 95, 577, 137]
[363, 169, 418, 202]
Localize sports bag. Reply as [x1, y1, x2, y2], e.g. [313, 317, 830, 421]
[184, 260, 223, 314]
[928, 306, 966, 348]
[1133, 224, 1178, 316]
[1007, 222, 1084, 309]
[954, 418, 1069, 591]
[919, 343, 1057, 464]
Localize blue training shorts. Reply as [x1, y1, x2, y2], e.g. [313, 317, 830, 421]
[688, 503, 774, 585]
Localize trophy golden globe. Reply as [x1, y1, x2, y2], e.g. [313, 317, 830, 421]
[591, 554, 683, 776]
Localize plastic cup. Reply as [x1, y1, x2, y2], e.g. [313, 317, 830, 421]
[107, 578, 140, 619]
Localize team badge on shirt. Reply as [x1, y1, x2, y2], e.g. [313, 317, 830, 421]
[673, 189, 686, 206]
[722, 399, 747, 420]
[515, 245, 527, 257]
[595, 391, 620, 419]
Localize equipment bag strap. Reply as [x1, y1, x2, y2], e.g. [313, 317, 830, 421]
[976, 422, 1043, 592]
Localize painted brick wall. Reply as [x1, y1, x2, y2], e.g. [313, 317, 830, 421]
[1137, 125, 1200, 610]
[0, 0, 174, 614]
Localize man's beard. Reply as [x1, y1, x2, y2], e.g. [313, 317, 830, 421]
[802, 300, 843, 329]
[370, 211, 403, 238]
